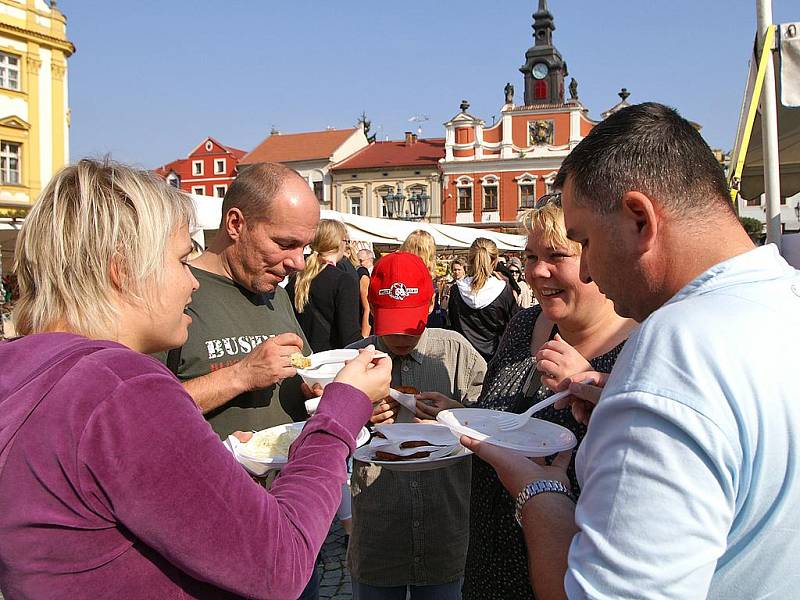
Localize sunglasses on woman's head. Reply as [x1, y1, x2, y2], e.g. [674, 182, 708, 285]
[533, 192, 562, 209]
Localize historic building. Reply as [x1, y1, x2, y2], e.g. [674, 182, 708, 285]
[440, 0, 595, 230]
[239, 126, 368, 207]
[0, 0, 74, 218]
[154, 136, 245, 198]
[329, 132, 444, 222]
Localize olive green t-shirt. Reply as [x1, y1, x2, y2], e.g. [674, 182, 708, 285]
[159, 267, 311, 438]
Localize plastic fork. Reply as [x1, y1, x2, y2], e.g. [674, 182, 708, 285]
[496, 386, 577, 431]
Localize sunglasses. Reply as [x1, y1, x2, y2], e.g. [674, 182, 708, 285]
[508, 269, 520, 274]
[533, 192, 562, 209]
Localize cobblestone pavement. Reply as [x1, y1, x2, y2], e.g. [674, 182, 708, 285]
[318, 520, 353, 599]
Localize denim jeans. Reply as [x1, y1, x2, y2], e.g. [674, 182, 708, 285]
[296, 564, 320, 600]
[353, 579, 462, 600]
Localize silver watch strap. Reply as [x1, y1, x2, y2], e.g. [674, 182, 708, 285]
[514, 479, 574, 526]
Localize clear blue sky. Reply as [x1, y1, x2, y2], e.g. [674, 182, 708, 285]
[63, 1, 797, 169]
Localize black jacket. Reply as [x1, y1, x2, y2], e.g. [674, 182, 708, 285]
[285, 266, 362, 352]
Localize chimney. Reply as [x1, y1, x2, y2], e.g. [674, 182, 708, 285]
[404, 131, 414, 145]
[412, 133, 418, 143]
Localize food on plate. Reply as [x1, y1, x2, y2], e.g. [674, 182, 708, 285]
[399, 440, 430, 449]
[395, 386, 419, 395]
[240, 427, 301, 460]
[375, 449, 433, 461]
[290, 352, 312, 369]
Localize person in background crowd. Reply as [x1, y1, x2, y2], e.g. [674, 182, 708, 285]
[447, 238, 519, 361]
[356, 249, 375, 337]
[347, 252, 486, 600]
[450, 259, 466, 282]
[457, 199, 635, 600]
[399, 230, 446, 329]
[441, 258, 466, 314]
[286, 219, 362, 352]
[508, 256, 534, 308]
[158, 162, 324, 598]
[0, 159, 391, 599]
[464, 102, 800, 600]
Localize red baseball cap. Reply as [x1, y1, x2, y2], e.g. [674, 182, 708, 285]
[368, 252, 434, 336]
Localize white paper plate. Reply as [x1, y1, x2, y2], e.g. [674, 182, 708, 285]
[297, 349, 389, 389]
[436, 408, 577, 457]
[227, 422, 370, 476]
[355, 422, 470, 471]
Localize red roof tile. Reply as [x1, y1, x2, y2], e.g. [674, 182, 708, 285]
[331, 138, 445, 171]
[240, 128, 358, 164]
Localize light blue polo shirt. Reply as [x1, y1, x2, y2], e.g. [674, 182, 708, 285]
[566, 245, 800, 599]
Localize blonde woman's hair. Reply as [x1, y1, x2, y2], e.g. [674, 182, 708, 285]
[467, 237, 499, 293]
[518, 202, 582, 255]
[399, 229, 436, 279]
[13, 158, 194, 337]
[293, 219, 348, 312]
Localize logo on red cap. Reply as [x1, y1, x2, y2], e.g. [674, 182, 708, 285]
[378, 282, 419, 301]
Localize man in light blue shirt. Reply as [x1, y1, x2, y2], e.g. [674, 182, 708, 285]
[463, 103, 800, 599]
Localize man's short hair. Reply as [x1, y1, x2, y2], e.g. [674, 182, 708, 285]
[357, 249, 374, 260]
[221, 162, 305, 222]
[554, 102, 732, 217]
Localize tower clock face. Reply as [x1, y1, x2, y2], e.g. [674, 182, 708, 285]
[532, 62, 548, 80]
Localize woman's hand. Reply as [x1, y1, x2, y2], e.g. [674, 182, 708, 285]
[535, 333, 592, 391]
[414, 391, 464, 420]
[333, 345, 392, 404]
[553, 371, 608, 425]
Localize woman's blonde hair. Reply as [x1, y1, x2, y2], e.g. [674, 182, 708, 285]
[13, 158, 194, 337]
[293, 219, 348, 312]
[518, 202, 581, 255]
[467, 237, 499, 293]
[399, 229, 436, 279]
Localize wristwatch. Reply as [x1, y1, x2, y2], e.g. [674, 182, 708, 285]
[514, 479, 574, 526]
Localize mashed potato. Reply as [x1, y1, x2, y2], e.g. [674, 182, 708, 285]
[240, 427, 301, 460]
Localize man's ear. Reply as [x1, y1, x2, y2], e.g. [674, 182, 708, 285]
[620, 191, 659, 253]
[224, 208, 246, 240]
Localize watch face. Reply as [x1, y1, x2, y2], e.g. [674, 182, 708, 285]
[532, 63, 548, 79]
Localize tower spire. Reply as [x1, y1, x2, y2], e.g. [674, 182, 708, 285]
[532, 0, 555, 47]
[520, 0, 566, 105]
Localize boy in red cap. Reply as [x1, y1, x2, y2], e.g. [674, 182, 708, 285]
[347, 252, 486, 599]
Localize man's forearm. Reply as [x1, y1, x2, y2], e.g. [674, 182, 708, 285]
[522, 492, 578, 600]
[183, 364, 249, 414]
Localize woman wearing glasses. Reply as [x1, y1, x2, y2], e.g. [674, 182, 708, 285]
[286, 219, 363, 352]
[507, 256, 534, 308]
[460, 194, 635, 599]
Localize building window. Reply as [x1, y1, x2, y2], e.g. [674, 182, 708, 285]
[534, 79, 548, 100]
[313, 181, 324, 203]
[780, 196, 787, 206]
[350, 193, 362, 215]
[377, 187, 391, 217]
[745, 197, 760, 207]
[192, 160, 203, 176]
[192, 186, 205, 195]
[214, 159, 226, 174]
[483, 185, 498, 210]
[0, 52, 20, 91]
[457, 187, 472, 212]
[215, 185, 227, 198]
[0, 141, 20, 184]
[519, 183, 536, 208]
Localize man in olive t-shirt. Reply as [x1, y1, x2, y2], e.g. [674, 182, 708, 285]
[162, 163, 320, 439]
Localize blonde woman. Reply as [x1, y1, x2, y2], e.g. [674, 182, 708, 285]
[447, 237, 519, 361]
[286, 219, 362, 351]
[0, 159, 390, 598]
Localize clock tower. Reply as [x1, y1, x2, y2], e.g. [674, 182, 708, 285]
[520, 0, 567, 106]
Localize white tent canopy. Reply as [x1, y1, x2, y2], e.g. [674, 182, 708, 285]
[731, 22, 800, 200]
[189, 193, 526, 251]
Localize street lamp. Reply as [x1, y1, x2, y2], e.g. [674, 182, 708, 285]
[795, 201, 800, 222]
[384, 184, 430, 220]
[407, 190, 430, 220]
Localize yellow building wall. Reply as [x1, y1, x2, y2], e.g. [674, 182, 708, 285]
[0, 0, 73, 217]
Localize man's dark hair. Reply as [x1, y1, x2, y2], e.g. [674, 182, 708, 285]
[554, 103, 733, 216]
[221, 162, 305, 223]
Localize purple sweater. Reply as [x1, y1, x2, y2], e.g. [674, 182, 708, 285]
[0, 333, 371, 599]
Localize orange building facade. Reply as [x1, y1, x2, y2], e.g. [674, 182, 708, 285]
[440, 0, 597, 231]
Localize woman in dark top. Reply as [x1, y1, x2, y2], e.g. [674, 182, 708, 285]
[459, 199, 637, 600]
[286, 219, 362, 352]
[447, 237, 519, 361]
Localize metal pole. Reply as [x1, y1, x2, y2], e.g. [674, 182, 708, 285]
[757, 0, 782, 249]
